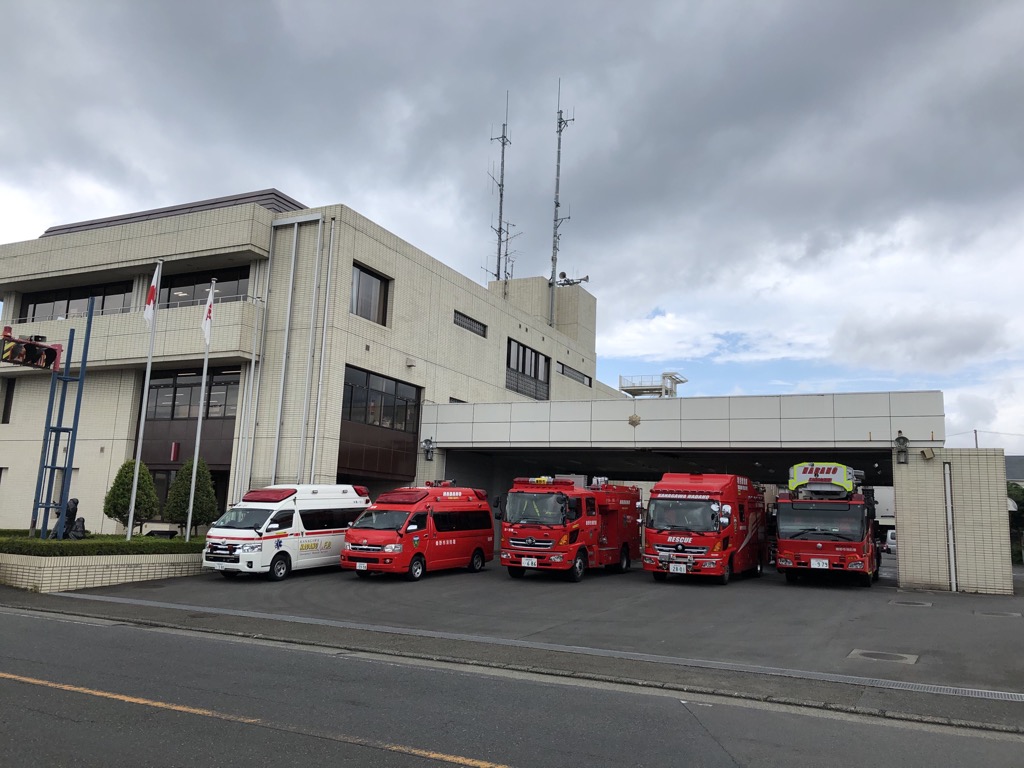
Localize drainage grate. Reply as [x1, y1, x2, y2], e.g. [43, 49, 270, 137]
[890, 600, 932, 607]
[974, 611, 1021, 618]
[848, 649, 918, 664]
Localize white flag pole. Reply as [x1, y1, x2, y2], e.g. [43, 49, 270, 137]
[127, 259, 163, 540]
[186, 279, 216, 542]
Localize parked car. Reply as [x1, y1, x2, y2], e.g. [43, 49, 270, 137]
[884, 530, 897, 555]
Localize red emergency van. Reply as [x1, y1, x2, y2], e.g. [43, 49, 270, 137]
[340, 481, 494, 581]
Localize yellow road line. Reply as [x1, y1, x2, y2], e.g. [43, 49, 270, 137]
[0, 671, 511, 768]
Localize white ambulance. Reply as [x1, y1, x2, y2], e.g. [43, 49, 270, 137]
[203, 484, 371, 580]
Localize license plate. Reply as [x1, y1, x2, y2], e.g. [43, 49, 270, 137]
[810, 558, 829, 569]
[522, 557, 538, 568]
[214, 563, 225, 571]
[669, 563, 687, 574]
[356, 562, 367, 570]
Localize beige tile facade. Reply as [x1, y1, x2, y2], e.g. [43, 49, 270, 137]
[0, 195, 609, 531]
[894, 447, 1012, 594]
[0, 552, 203, 592]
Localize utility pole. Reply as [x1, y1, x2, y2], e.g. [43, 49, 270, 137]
[548, 81, 573, 327]
[490, 92, 511, 284]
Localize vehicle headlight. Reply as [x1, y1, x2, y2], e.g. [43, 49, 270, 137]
[777, 557, 793, 567]
[237, 542, 263, 553]
[383, 543, 403, 553]
[848, 560, 865, 570]
[550, 554, 563, 563]
[344, 542, 353, 550]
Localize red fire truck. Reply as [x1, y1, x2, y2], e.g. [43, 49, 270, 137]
[641, 473, 766, 585]
[498, 476, 641, 582]
[774, 462, 879, 587]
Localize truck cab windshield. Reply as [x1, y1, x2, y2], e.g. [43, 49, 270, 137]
[647, 498, 717, 532]
[776, 502, 865, 541]
[350, 509, 410, 531]
[504, 492, 564, 526]
[211, 506, 272, 530]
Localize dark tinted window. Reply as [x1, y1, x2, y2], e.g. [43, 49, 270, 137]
[432, 509, 492, 531]
[299, 508, 363, 531]
[343, 365, 420, 433]
[271, 510, 294, 529]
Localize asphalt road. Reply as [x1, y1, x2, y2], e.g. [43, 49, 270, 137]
[2, 608, 1022, 768]
[0, 554, 1022, 736]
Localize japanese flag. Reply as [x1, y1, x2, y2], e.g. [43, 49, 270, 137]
[201, 283, 215, 346]
[143, 264, 160, 330]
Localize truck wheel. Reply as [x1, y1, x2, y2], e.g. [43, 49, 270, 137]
[568, 551, 587, 582]
[785, 571, 799, 584]
[717, 558, 732, 586]
[468, 549, 485, 573]
[267, 554, 291, 581]
[406, 555, 426, 582]
[861, 572, 873, 588]
[607, 546, 630, 573]
[751, 556, 763, 578]
[652, 571, 668, 583]
[507, 566, 526, 579]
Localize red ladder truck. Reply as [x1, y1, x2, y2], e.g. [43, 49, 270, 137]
[498, 476, 641, 582]
[641, 473, 766, 585]
[774, 462, 880, 587]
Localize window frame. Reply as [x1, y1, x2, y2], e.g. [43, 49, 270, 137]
[350, 263, 390, 325]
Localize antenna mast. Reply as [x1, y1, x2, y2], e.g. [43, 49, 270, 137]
[490, 92, 511, 284]
[549, 81, 573, 327]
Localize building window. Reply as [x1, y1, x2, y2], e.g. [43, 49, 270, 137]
[350, 264, 389, 325]
[453, 310, 487, 338]
[2, 379, 14, 423]
[506, 339, 550, 401]
[146, 368, 240, 421]
[449, 397, 466, 403]
[556, 362, 592, 387]
[342, 366, 419, 432]
[160, 267, 249, 309]
[19, 281, 133, 323]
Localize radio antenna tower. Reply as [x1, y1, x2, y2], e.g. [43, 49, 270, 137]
[548, 80, 573, 327]
[490, 92, 512, 284]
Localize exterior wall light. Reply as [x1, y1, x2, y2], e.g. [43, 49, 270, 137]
[893, 431, 910, 465]
[420, 437, 435, 461]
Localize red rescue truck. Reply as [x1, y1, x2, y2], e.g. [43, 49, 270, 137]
[774, 462, 879, 587]
[498, 476, 641, 582]
[641, 473, 766, 585]
[339, 480, 494, 581]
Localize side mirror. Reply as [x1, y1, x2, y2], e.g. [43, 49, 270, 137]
[719, 516, 731, 529]
[347, 521, 354, 526]
[493, 510, 503, 521]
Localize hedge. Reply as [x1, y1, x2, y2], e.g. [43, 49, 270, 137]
[0, 532, 205, 557]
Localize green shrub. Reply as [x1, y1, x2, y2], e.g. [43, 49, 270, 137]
[104, 460, 160, 533]
[0, 535, 205, 557]
[162, 458, 218, 534]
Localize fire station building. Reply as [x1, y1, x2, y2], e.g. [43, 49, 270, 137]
[0, 190, 1012, 594]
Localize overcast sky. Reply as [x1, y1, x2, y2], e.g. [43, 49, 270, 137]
[2, 1, 1023, 454]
